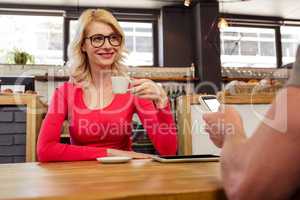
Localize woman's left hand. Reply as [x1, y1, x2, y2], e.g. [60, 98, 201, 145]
[130, 78, 168, 109]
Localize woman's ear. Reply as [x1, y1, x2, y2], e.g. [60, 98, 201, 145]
[81, 44, 86, 52]
[81, 41, 87, 52]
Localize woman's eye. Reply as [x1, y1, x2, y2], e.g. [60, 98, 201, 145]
[111, 35, 121, 42]
[111, 35, 118, 40]
[93, 36, 104, 43]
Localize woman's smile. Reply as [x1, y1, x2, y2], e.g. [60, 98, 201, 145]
[96, 51, 115, 59]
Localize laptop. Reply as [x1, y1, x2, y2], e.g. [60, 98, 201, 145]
[152, 154, 219, 163]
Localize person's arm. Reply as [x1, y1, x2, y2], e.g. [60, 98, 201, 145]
[203, 87, 300, 200]
[37, 83, 108, 162]
[129, 78, 177, 156]
[133, 97, 177, 156]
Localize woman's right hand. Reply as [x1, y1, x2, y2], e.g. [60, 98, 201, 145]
[107, 149, 152, 159]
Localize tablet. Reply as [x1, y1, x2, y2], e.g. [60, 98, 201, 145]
[152, 154, 219, 163]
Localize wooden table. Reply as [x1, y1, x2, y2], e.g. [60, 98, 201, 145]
[0, 160, 226, 200]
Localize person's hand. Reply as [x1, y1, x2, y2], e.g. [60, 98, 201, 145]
[202, 106, 246, 148]
[107, 149, 153, 159]
[130, 78, 168, 109]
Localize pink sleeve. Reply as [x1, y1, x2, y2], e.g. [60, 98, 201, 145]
[134, 97, 177, 156]
[37, 83, 107, 162]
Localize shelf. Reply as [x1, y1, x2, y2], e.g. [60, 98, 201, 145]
[35, 76, 69, 82]
[35, 75, 199, 82]
[132, 76, 199, 82]
[222, 77, 288, 83]
[217, 91, 275, 104]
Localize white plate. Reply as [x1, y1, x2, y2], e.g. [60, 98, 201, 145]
[96, 156, 132, 164]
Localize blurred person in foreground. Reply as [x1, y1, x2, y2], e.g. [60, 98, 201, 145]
[203, 46, 300, 200]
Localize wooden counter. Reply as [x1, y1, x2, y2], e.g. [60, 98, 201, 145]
[0, 94, 47, 162]
[176, 95, 200, 155]
[0, 159, 226, 200]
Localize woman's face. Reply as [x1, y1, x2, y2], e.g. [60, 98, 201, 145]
[82, 21, 122, 69]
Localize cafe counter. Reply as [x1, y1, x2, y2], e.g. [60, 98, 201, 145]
[0, 93, 47, 163]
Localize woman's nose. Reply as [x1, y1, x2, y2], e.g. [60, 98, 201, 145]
[102, 38, 112, 48]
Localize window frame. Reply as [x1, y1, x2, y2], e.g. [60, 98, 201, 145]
[220, 14, 300, 68]
[64, 8, 159, 67]
[220, 23, 281, 68]
[118, 19, 158, 66]
[280, 25, 300, 66]
[0, 5, 159, 67]
[0, 9, 65, 65]
[66, 17, 158, 67]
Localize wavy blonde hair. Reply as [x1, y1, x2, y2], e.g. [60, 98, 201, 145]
[67, 9, 127, 87]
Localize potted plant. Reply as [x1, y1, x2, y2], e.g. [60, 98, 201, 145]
[7, 48, 35, 65]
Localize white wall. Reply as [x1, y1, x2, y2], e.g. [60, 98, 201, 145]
[190, 104, 271, 155]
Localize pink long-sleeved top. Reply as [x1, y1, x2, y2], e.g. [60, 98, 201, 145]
[37, 82, 177, 162]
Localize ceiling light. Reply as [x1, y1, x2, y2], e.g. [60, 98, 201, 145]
[184, 0, 192, 7]
[218, 17, 229, 29]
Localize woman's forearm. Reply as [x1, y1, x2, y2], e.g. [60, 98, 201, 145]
[136, 98, 177, 156]
[37, 142, 108, 162]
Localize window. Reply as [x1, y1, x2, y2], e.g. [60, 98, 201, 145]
[69, 20, 78, 43]
[220, 26, 277, 68]
[69, 20, 154, 66]
[223, 40, 239, 55]
[240, 41, 258, 56]
[280, 26, 300, 65]
[120, 22, 154, 66]
[0, 15, 63, 65]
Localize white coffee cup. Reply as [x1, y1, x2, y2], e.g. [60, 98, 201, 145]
[111, 76, 130, 94]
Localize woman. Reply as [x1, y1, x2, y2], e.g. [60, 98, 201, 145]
[37, 9, 177, 162]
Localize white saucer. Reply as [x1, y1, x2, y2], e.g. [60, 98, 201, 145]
[96, 156, 132, 164]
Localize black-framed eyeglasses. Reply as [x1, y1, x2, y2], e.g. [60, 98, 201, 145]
[85, 34, 122, 48]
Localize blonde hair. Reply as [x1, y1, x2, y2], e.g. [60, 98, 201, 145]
[67, 9, 127, 87]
